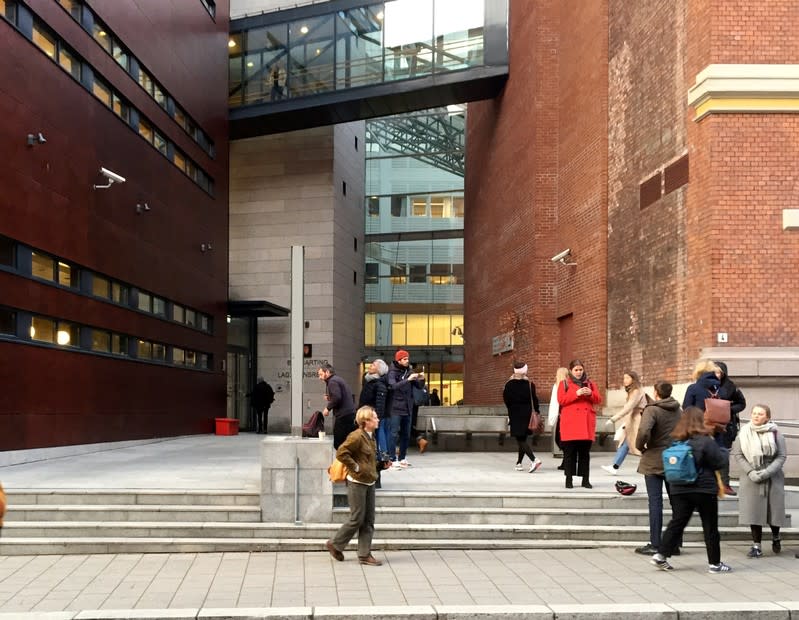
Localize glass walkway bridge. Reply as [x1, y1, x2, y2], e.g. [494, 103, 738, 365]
[229, 0, 509, 138]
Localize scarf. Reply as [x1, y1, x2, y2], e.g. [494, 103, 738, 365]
[568, 371, 588, 387]
[738, 421, 777, 470]
[364, 372, 380, 382]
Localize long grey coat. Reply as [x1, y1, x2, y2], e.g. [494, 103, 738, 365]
[731, 426, 787, 527]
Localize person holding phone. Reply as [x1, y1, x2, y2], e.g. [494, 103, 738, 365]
[386, 349, 425, 468]
[557, 359, 602, 488]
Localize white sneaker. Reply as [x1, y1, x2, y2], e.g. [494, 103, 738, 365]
[514, 464, 524, 471]
[529, 458, 542, 473]
[391, 460, 402, 469]
[400, 459, 411, 468]
[601, 465, 618, 475]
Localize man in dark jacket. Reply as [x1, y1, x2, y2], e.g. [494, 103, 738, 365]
[386, 349, 424, 468]
[634, 381, 682, 555]
[319, 363, 356, 448]
[251, 377, 274, 434]
[714, 361, 746, 495]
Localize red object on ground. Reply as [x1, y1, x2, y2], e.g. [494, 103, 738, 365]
[215, 418, 239, 435]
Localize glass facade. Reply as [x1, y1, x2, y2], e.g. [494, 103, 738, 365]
[229, 0, 486, 107]
[364, 106, 465, 405]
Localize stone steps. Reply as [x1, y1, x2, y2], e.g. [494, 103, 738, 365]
[5, 504, 261, 522]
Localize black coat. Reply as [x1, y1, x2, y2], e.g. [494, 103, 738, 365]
[358, 375, 389, 419]
[252, 381, 274, 409]
[503, 378, 540, 437]
[715, 362, 746, 447]
[387, 361, 423, 417]
[682, 372, 720, 411]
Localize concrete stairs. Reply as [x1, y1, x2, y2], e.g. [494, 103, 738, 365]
[0, 488, 795, 555]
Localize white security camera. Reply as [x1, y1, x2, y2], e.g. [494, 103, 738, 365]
[550, 248, 572, 263]
[93, 167, 126, 190]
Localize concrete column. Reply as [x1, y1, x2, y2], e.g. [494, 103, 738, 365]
[261, 435, 333, 523]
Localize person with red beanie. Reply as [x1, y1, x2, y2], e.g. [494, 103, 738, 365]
[386, 349, 425, 468]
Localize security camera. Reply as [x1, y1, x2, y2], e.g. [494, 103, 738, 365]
[550, 248, 572, 263]
[93, 167, 126, 190]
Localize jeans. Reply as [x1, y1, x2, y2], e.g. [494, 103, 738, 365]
[645, 474, 682, 549]
[659, 492, 720, 565]
[331, 480, 376, 557]
[389, 414, 412, 461]
[612, 440, 629, 467]
[376, 418, 391, 457]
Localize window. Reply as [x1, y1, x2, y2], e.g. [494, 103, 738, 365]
[91, 329, 111, 352]
[138, 119, 154, 143]
[1, 0, 18, 23]
[112, 40, 129, 70]
[111, 333, 128, 356]
[137, 292, 152, 312]
[139, 69, 154, 95]
[152, 342, 166, 361]
[58, 0, 81, 20]
[185, 350, 197, 366]
[412, 197, 427, 216]
[30, 316, 55, 343]
[31, 252, 55, 281]
[153, 85, 166, 108]
[0, 236, 15, 266]
[173, 347, 185, 365]
[111, 281, 128, 305]
[390, 195, 406, 217]
[32, 23, 56, 58]
[92, 77, 112, 107]
[365, 263, 379, 284]
[367, 197, 379, 217]
[92, 275, 110, 298]
[56, 321, 78, 346]
[172, 304, 185, 323]
[0, 308, 15, 335]
[198, 353, 210, 370]
[409, 265, 427, 283]
[92, 20, 112, 53]
[200, 314, 210, 331]
[57, 261, 78, 288]
[152, 296, 166, 316]
[112, 94, 129, 122]
[153, 131, 167, 155]
[58, 47, 81, 80]
[185, 309, 196, 327]
[429, 264, 453, 285]
[430, 197, 445, 218]
[389, 265, 407, 284]
[452, 263, 464, 284]
[137, 339, 152, 359]
[453, 196, 465, 218]
[173, 151, 186, 172]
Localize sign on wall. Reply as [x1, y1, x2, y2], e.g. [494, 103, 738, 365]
[492, 331, 514, 355]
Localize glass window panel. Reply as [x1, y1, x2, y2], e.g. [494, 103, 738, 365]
[199, 353, 209, 369]
[383, 0, 433, 81]
[434, 0, 484, 71]
[91, 329, 110, 352]
[153, 85, 166, 108]
[364, 312, 376, 346]
[430, 197, 445, 218]
[453, 196, 464, 217]
[406, 314, 428, 345]
[409, 264, 426, 283]
[430, 314, 451, 345]
[137, 292, 151, 312]
[174, 107, 188, 131]
[185, 309, 196, 327]
[112, 40, 128, 70]
[200, 315, 210, 331]
[367, 196, 380, 216]
[452, 263, 464, 284]
[56, 321, 78, 347]
[336, 5, 385, 90]
[429, 263, 452, 285]
[411, 197, 427, 216]
[173, 348, 185, 365]
[227, 33, 244, 106]
[288, 16, 335, 98]
[92, 77, 112, 107]
[111, 282, 128, 304]
[0, 236, 14, 266]
[58, 0, 81, 20]
[0, 308, 14, 335]
[390, 195, 406, 217]
[31, 252, 55, 281]
[57, 261, 78, 288]
[111, 333, 127, 355]
[185, 350, 197, 366]
[1, 0, 17, 22]
[138, 119, 153, 143]
[32, 23, 57, 58]
[152, 296, 166, 316]
[112, 94, 129, 121]
[58, 46, 81, 80]
[172, 304, 185, 323]
[153, 131, 167, 154]
[389, 264, 407, 284]
[365, 263, 379, 283]
[391, 314, 405, 345]
[30, 316, 55, 342]
[152, 342, 166, 361]
[173, 151, 187, 172]
[137, 339, 152, 359]
[139, 69, 153, 94]
[92, 20, 112, 53]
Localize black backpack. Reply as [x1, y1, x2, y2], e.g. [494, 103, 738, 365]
[302, 411, 325, 438]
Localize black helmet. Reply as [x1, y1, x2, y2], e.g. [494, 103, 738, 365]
[615, 480, 637, 496]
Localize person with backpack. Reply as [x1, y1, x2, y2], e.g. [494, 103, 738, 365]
[386, 349, 425, 468]
[634, 381, 683, 555]
[731, 404, 787, 558]
[650, 407, 731, 573]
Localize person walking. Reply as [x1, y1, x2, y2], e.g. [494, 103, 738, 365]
[714, 361, 747, 495]
[602, 370, 647, 475]
[325, 406, 383, 566]
[358, 359, 390, 464]
[650, 407, 731, 573]
[250, 377, 274, 434]
[634, 381, 682, 555]
[386, 349, 425, 468]
[503, 361, 543, 473]
[557, 359, 601, 489]
[318, 363, 356, 449]
[547, 367, 569, 470]
[731, 404, 787, 558]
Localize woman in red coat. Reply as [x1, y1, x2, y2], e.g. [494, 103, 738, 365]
[557, 359, 602, 488]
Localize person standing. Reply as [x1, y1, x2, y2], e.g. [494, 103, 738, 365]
[714, 361, 747, 495]
[503, 361, 543, 473]
[325, 406, 383, 566]
[251, 377, 274, 434]
[634, 381, 682, 555]
[386, 349, 425, 468]
[557, 359, 601, 489]
[731, 404, 786, 558]
[602, 370, 647, 475]
[358, 358, 390, 462]
[650, 407, 731, 573]
[318, 363, 356, 449]
[429, 388, 441, 406]
[547, 367, 569, 470]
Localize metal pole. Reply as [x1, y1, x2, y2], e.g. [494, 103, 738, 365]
[294, 456, 302, 525]
[290, 246, 304, 436]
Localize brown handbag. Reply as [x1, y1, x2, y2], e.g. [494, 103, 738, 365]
[527, 383, 544, 433]
[704, 390, 731, 430]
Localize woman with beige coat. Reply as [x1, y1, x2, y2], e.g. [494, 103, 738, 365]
[602, 370, 647, 475]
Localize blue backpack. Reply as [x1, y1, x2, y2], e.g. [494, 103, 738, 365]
[662, 440, 698, 484]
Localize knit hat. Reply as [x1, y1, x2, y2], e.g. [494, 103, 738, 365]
[373, 359, 389, 376]
[395, 349, 409, 362]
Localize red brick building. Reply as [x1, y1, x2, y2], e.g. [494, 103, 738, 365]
[465, 0, 799, 414]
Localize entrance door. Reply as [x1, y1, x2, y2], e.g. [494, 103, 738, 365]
[226, 349, 251, 429]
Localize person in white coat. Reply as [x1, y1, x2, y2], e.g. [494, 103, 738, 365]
[547, 367, 569, 470]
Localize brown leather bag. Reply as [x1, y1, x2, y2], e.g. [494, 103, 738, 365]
[528, 411, 544, 433]
[704, 390, 731, 431]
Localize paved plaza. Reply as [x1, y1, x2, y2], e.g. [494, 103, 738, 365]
[1, 435, 798, 618]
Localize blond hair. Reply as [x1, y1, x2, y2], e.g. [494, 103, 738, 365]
[555, 367, 569, 383]
[355, 405, 376, 428]
[691, 359, 719, 381]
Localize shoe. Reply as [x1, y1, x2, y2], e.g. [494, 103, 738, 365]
[773, 539, 782, 554]
[650, 557, 673, 571]
[565, 477, 573, 489]
[708, 562, 732, 573]
[557, 463, 565, 470]
[601, 465, 618, 475]
[671, 547, 681, 556]
[581, 480, 593, 489]
[358, 554, 383, 566]
[747, 546, 763, 558]
[325, 540, 343, 562]
[723, 485, 737, 496]
[400, 459, 411, 468]
[391, 460, 401, 469]
[515, 463, 524, 471]
[529, 458, 542, 473]
[635, 543, 657, 555]
[417, 437, 428, 454]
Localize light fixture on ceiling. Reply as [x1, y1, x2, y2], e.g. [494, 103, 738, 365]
[228, 39, 236, 48]
[376, 11, 384, 20]
[56, 329, 71, 346]
[300, 25, 309, 34]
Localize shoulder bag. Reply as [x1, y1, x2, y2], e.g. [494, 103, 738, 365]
[527, 383, 544, 434]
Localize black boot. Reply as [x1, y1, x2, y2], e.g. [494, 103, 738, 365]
[565, 476, 573, 489]
[581, 478, 592, 489]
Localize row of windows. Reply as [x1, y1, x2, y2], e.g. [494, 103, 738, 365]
[367, 194, 464, 218]
[0, 2, 214, 195]
[0, 306, 212, 370]
[57, 0, 215, 158]
[366, 262, 464, 285]
[364, 312, 464, 347]
[1, 235, 213, 333]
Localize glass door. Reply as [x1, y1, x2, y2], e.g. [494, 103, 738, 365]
[225, 348, 252, 429]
